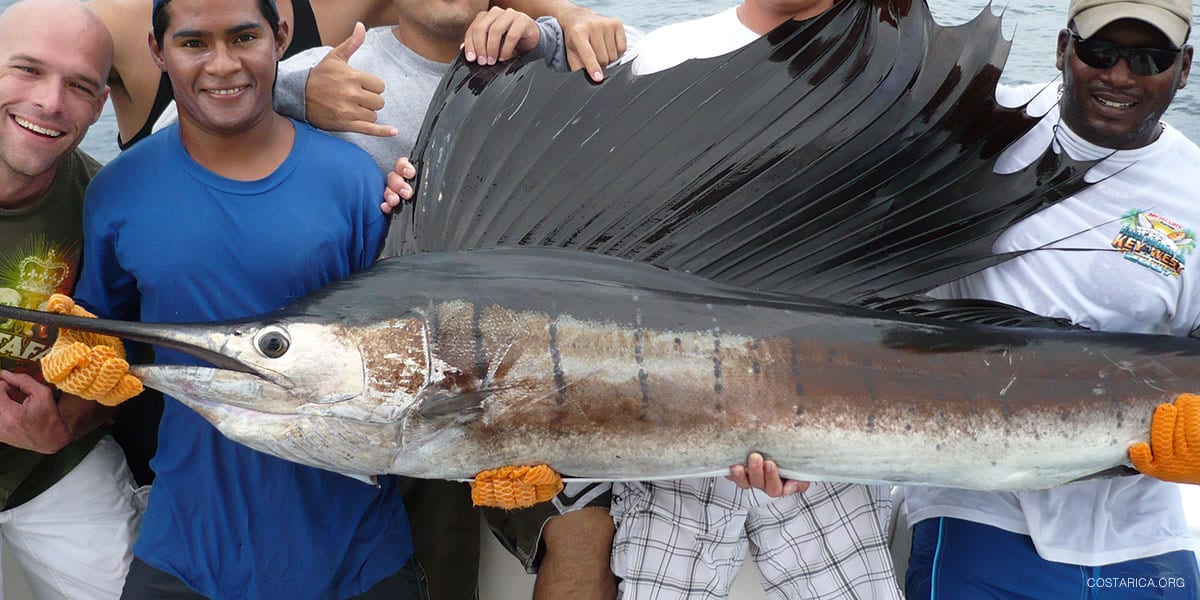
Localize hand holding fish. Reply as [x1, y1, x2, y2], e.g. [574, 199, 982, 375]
[556, 4, 625, 82]
[727, 452, 810, 497]
[1130, 394, 1200, 485]
[463, 7, 543, 66]
[382, 157, 416, 215]
[40, 295, 142, 407]
[470, 464, 564, 508]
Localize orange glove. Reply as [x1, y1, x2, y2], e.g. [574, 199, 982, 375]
[39, 294, 142, 406]
[1130, 393, 1200, 485]
[471, 464, 564, 509]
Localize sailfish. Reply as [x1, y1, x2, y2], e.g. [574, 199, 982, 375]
[0, 0, 1190, 490]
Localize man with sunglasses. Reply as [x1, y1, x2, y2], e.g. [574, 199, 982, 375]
[896, 0, 1200, 597]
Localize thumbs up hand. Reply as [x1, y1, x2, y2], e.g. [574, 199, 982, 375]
[305, 23, 397, 137]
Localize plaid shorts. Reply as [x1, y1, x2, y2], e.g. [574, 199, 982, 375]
[610, 478, 901, 600]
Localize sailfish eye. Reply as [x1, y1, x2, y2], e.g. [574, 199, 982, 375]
[256, 327, 290, 358]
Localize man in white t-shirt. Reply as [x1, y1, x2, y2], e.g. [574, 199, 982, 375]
[898, 0, 1200, 597]
[609, 5, 905, 599]
[736, 0, 1200, 597]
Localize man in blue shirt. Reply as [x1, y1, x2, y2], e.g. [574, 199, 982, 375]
[47, 0, 416, 597]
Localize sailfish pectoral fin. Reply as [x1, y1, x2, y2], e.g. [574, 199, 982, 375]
[415, 388, 489, 420]
[416, 374, 559, 421]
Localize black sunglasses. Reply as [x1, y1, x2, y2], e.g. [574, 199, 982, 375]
[1069, 30, 1181, 76]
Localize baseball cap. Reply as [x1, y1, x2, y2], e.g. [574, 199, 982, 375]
[1069, 0, 1193, 47]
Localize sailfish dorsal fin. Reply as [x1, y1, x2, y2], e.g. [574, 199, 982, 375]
[385, 0, 1092, 306]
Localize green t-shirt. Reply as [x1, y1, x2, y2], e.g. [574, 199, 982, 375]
[0, 149, 104, 510]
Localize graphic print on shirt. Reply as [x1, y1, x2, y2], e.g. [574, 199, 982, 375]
[1111, 210, 1195, 277]
[0, 235, 80, 370]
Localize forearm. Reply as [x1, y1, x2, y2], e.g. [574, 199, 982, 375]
[528, 17, 568, 71]
[274, 46, 333, 123]
[532, 507, 617, 600]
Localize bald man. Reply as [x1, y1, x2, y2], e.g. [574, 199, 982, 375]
[0, 1, 140, 598]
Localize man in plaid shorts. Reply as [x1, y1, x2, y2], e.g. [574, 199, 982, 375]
[604, 0, 903, 598]
[609, 477, 898, 599]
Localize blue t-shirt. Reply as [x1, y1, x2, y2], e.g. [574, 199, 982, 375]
[75, 120, 410, 600]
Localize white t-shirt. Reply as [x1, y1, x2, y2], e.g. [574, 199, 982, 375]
[901, 83, 1200, 565]
[626, 6, 759, 75]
